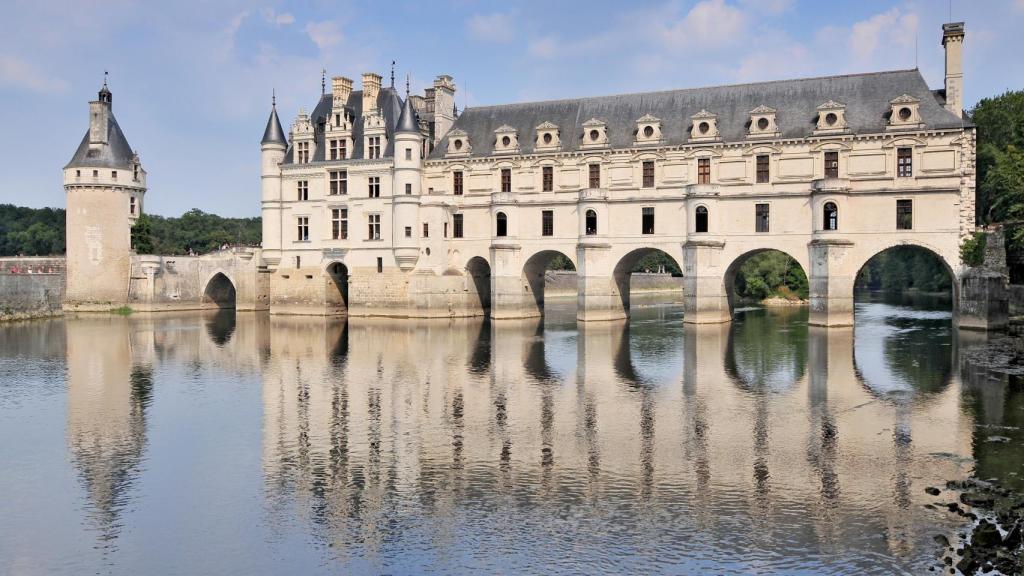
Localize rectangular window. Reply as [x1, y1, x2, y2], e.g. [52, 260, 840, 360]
[328, 171, 347, 195]
[297, 180, 309, 201]
[331, 208, 348, 240]
[368, 214, 381, 240]
[405, 226, 412, 238]
[897, 147, 913, 178]
[329, 140, 342, 160]
[453, 214, 464, 238]
[444, 222, 448, 238]
[368, 176, 380, 198]
[422, 222, 429, 238]
[642, 207, 655, 235]
[896, 199, 913, 230]
[755, 203, 770, 233]
[296, 141, 310, 164]
[453, 171, 464, 195]
[297, 217, 309, 241]
[642, 161, 655, 188]
[698, 158, 711, 184]
[377, 257, 383, 273]
[405, 183, 412, 195]
[589, 164, 600, 188]
[824, 151, 839, 178]
[112, 170, 117, 179]
[93, 169, 99, 177]
[501, 168, 512, 193]
[405, 148, 412, 161]
[756, 155, 769, 183]
[367, 137, 381, 159]
[129, 196, 136, 215]
[541, 210, 553, 237]
[339, 140, 347, 159]
[542, 166, 553, 192]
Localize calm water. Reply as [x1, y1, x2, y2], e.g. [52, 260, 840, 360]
[0, 297, 1021, 575]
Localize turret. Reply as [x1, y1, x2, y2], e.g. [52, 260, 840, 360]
[261, 94, 287, 263]
[392, 94, 423, 271]
[942, 22, 965, 118]
[63, 78, 147, 310]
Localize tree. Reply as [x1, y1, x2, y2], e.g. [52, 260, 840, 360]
[131, 213, 155, 254]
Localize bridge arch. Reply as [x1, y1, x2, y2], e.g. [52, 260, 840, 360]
[465, 256, 492, 312]
[723, 247, 809, 315]
[852, 241, 957, 315]
[521, 248, 577, 314]
[611, 247, 684, 312]
[324, 261, 349, 312]
[202, 271, 236, 309]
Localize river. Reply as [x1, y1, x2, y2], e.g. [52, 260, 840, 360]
[0, 296, 1019, 575]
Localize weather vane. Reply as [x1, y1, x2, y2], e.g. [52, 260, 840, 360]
[321, 69, 326, 95]
[390, 61, 396, 88]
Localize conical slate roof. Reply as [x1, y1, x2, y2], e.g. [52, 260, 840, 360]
[394, 96, 419, 134]
[65, 112, 136, 170]
[262, 105, 287, 146]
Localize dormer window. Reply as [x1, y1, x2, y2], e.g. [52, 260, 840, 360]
[535, 121, 561, 151]
[888, 94, 923, 129]
[690, 110, 719, 141]
[580, 118, 608, 149]
[634, 113, 662, 145]
[446, 129, 471, 157]
[747, 105, 779, 138]
[493, 125, 519, 154]
[815, 100, 848, 133]
[296, 141, 310, 163]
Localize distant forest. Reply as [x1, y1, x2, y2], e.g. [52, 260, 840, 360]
[0, 206, 260, 256]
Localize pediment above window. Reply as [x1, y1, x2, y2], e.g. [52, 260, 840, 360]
[888, 94, 924, 129]
[747, 105, 779, 138]
[814, 100, 848, 134]
[581, 118, 609, 149]
[446, 128, 471, 157]
[634, 113, 662, 145]
[535, 121, 561, 151]
[690, 110, 719, 141]
[493, 125, 520, 154]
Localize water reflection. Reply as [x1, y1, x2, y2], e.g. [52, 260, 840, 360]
[1, 299, 1015, 574]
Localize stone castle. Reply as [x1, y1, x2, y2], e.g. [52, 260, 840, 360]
[63, 22, 998, 327]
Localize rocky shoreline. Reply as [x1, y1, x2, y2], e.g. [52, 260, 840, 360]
[929, 478, 1023, 574]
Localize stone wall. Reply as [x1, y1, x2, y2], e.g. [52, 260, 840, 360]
[0, 257, 66, 321]
[544, 271, 684, 297]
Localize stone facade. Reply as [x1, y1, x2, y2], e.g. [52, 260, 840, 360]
[259, 22, 976, 327]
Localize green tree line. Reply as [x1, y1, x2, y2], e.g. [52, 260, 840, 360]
[974, 90, 1024, 281]
[0, 205, 260, 256]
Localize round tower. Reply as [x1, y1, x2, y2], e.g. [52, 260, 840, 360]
[63, 80, 147, 310]
[392, 94, 422, 271]
[260, 94, 288, 270]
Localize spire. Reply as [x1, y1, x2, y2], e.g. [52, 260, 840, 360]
[98, 70, 112, 104]
[405, 73, 410, 98]
[262, 94, 287, 146]
[395, 95, 420, 135]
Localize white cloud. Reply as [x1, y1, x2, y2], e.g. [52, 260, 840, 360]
[466, 13, 515, 43]
[739, 0, 792, 14]
[0, 54, 68, 93]
[528, 36, 558, 59]
[305, 20, 342, 51]
[260, 8, 294, 26]
[657, 0, 748, 50]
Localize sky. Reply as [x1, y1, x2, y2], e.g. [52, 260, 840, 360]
[0, 0, 1022, 217]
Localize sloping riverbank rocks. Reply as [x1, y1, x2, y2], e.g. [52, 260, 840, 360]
[930, 478, 1023, 574]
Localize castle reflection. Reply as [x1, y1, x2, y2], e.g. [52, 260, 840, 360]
[46, 302, 986, 572]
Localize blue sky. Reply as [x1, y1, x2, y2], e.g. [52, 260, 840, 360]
[1, 0, 1021, 217]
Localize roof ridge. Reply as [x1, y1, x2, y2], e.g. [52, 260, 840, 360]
[461, 69, 922, 112]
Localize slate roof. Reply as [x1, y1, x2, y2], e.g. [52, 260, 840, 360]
[261, 105, 287, 146]
[395, 96, 420, 134]
[427, 69, 966, 160]
[65, 111, 136, 170]
[282, 87, 404, 164]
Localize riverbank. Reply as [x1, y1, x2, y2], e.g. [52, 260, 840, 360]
[931, 478, 1023, 574]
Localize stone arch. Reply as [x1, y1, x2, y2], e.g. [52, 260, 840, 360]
[466, 256, 492, 312]
[852, 242, 958, 311]
[522, 249, 577, 313]
[723, 247, 809, 314]
[202, 271, 236, 309]
[611, 247, 684, 312]
[324, 261, 349, 311]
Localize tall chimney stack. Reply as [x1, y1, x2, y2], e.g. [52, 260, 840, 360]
[362, 72, 382, 115]
[332, 76, 353, 108]
[942, 22, 965, 118]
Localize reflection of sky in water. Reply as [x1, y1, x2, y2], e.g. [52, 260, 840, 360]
[854, 302, 952, 399]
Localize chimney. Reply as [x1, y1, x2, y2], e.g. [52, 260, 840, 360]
[942, 22, 965, 118]
[332, 76, 352, 108]
[89, 100, 110, 146]
[430, 75, 456, 145]
[362, 72, 382, 115]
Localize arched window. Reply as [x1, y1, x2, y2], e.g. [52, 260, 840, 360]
[496, 212, 508, 237]
[823, 202, 838, 231]
[695, 206, 709, 233]
[585, 210, 597, 235]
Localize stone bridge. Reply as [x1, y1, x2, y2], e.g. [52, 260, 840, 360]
[126, 247, 268, 312]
